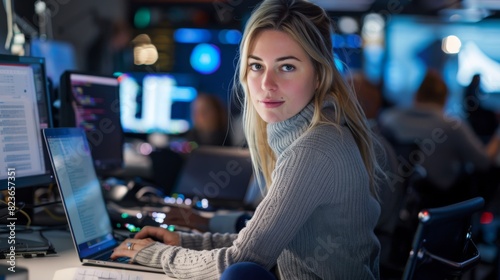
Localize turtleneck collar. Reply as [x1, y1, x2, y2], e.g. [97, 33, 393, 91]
[267, 101, 316, 156]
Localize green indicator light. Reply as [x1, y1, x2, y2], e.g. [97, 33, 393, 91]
[121, 213, 129, 219]
[134, 8, 151, 29]
[127, 224, 136, 231]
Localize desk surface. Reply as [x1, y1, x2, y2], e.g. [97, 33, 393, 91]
[16, 230, 173, 280]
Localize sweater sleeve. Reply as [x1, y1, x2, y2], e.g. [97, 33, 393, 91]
[179, 232, 238, 250]
[131, 146, 336, 279]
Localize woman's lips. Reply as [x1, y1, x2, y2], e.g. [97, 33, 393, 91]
[260, 100, 284, 108]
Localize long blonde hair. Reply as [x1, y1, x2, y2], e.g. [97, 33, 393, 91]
[233, 0, 383, 196]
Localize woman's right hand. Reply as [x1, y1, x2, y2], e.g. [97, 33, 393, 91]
[133, 226, 181, 246]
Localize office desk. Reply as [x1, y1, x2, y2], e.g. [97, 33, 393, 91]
[16, 230, 173, 280]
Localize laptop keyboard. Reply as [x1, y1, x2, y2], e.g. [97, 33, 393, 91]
[95, 252, 130, 263]
[111, 256, 131, 263]
[54, 267, 143, 280]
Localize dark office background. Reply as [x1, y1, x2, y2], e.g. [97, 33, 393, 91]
[5, 0, 499, 114]
[2, 1, 500, 278]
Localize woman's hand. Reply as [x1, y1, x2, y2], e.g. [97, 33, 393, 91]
[110, 226, 181, 260]
[110, 237, 156, 260]
[134, 226, 181, 245]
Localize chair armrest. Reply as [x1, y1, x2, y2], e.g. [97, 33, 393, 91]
[424, 240, 480, 270]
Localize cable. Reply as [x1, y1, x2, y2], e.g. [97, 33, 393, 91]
[0, 200, 32, 227]
[24, 200, 63, 208]
[38, 230, 56, 254]
[33, 184, 66, 222]
[35, 184, 62, 215]
[3, 0, 13, 50]
[0, 226, 60, 257]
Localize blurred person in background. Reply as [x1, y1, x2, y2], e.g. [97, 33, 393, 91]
[462, 74, 500, 144]
[185, 93, 232, 146]
[379, 69, 500, 208]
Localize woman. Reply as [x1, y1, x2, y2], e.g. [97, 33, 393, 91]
[111, 0, 383, 279]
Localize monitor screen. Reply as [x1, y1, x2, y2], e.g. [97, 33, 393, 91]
[118, 72, 198, 135]
[383, 16, 500, 114]
[30, 39, 77, 88]
[59, 71, 123, 175]
[0, 54, 54, 189]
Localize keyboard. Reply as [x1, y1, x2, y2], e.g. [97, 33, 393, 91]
[53, 267, 143, 280]
[95, 251, 130, 263]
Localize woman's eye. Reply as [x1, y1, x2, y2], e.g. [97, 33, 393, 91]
[282, 64, 295, 72]
[249, 63, 262, 71]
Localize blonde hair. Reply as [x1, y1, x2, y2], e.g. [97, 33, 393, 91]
[233, 0, 384, 196]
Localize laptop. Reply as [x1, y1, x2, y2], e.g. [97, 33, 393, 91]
[42, 127, 163, 273]
[172, 146, 254, 210]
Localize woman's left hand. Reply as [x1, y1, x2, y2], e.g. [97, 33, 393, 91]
[110, 238, 156, 261]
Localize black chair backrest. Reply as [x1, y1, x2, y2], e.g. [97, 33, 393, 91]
[402, 197, 485, 280]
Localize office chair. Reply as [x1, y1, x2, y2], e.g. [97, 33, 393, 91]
[402, 196, 484, 280]
[380, 140, 429, 273]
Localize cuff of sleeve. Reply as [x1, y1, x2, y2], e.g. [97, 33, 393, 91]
[208, 212, 245, 233]
[132, 242, 166, 268]
[178, 232, 196, 248]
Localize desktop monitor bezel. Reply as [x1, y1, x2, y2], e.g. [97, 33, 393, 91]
[0, 54, 54, 190]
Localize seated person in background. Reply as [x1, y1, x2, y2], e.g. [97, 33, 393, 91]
[463, 74, 500, 143]
[111, 0, 384, 279]
[462, 74, 500, 206]
[184, 93, 232, 146]
[379, 69, 500, 207]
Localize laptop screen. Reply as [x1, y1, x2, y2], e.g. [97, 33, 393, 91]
[43, 128, 117, 258]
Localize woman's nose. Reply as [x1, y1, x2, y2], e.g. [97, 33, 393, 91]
[261, 70, 277, 92]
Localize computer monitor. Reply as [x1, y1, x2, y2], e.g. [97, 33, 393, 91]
[30, 39, 77, 89]
[0, 0, 9, 54]
[59, 71, 123, 175]
[118, 72, 198, 135]
[383, 15, 500, 112]
[0, 54, 54, 190]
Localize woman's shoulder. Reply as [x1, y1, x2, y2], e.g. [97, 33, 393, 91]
[288, 124, 358, 156]
[306, 123, 354, 142]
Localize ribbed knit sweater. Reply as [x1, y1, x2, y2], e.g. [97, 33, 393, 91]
[133, 101, 381, 279]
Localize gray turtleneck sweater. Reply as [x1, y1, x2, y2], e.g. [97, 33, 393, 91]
[133, 102, 381, 279]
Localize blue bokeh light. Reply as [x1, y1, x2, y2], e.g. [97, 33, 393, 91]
[190, 44, 221, 75]
[174, 28, 211, 43]
[218, 29, 242, 44]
